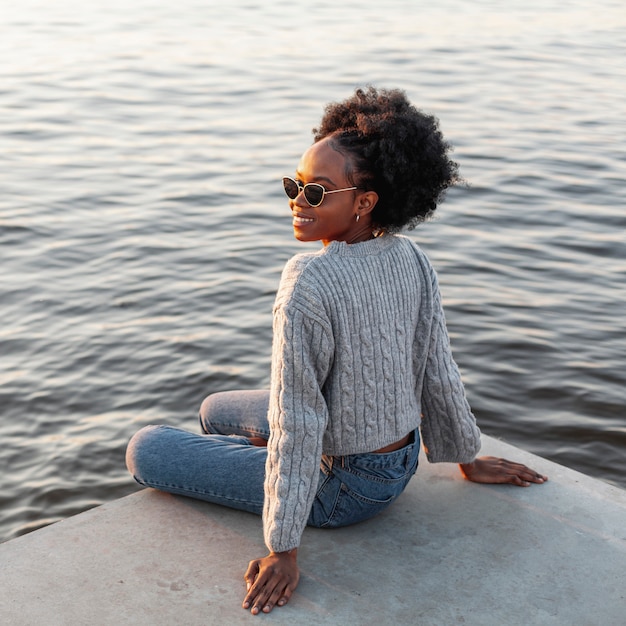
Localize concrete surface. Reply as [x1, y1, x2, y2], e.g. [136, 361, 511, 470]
[1, 435, 625, 625]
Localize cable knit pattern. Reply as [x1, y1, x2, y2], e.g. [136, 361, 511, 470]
[263, 233, 481, 552]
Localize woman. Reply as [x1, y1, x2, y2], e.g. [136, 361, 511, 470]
[126, 87, 547, 616]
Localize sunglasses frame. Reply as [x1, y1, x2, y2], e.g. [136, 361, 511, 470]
[283, 176, 358, 207]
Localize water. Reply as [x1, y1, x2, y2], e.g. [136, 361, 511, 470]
[1, 0, 625, 543]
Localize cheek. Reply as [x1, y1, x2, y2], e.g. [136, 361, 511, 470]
[337, 207, 356, 224]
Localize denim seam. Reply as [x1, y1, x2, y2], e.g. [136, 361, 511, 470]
[206, 425, 270, 438]
[339, 470, 410, 484]
[318, 482, 344, 528]
[340, 483, 396, 505]
[139, 479, 264, 508]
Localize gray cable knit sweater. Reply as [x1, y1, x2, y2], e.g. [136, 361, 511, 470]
[263, 233, 481, 552]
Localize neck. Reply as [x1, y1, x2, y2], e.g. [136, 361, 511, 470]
[322, 223, 375, 247]
[347, 224, 375, 244]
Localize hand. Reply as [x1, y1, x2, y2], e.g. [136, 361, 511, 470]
[243, 549, 299, 615]
[459, 456, 548, 487]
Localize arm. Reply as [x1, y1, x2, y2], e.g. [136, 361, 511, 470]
[419, 262, 482, 463]
[460, 456, 548, 486]
[243, 299, 332, 614]
[418, 260, 547, 484]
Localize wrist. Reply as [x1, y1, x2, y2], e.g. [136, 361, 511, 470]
[459, 461, 475, 478]
[270, 548, 298, 560]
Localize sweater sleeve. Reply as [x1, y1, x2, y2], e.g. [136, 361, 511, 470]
[262, 302, 333, 552]
[419, 264, 482, 463]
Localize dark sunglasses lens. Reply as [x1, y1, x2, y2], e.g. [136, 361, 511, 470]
[283, 177, 300, 199]
[304, 184, 324, 206]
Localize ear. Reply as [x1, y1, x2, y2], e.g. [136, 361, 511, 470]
[355, 190, 379, 219]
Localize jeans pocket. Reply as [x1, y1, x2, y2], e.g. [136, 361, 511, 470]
[308, 433, 420, 530]
[320, 483, 398, 528]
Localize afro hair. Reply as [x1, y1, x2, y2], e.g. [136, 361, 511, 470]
[313, 86, 460, 232]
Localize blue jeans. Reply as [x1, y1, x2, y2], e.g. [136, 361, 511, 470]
[126, 390, 420, 530]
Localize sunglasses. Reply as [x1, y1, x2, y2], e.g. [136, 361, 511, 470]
[282, 176, 357, 208]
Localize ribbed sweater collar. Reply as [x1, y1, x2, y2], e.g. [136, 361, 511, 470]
[322, 233, 397, 258]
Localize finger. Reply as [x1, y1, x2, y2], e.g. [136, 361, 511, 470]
[277, 584, 295, 606]
[510, 470, 545, 487]
[276, 585, 294, 607]
[496, 459, 548, 485]
[529, 468, 548, 482]
[243, 578, 267, 610]
[514, 466, 548, 484]
[244, 585, 267, 613]
[249, 582, 275, 615]
[261, 580, 293, 613]
[243, 568, 269, 609]
[521, 471, 547, 483]
[243, 561, 260, 588]
[244, 568, 280, 613]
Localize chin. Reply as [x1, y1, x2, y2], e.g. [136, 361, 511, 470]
[293, 229, 314, 243]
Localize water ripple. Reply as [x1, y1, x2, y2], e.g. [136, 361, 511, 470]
[1, 0, 625, 542]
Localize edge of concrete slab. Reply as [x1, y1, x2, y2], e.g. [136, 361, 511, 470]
[1, 435, 625, 626]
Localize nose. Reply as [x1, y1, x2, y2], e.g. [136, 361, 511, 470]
[291, 186, 308, 208]
[294, 182, 307, 201]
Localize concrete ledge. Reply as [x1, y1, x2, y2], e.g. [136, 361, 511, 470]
[1, 435, 625, 625]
